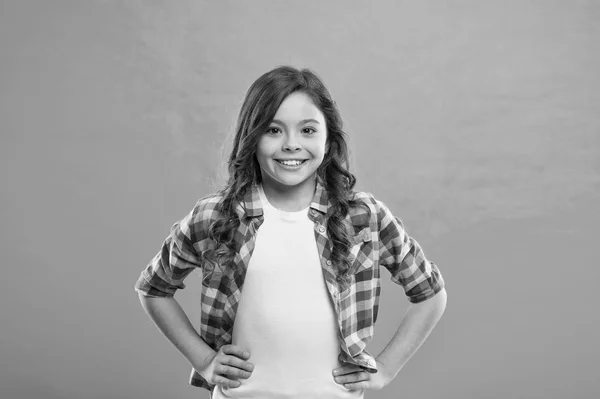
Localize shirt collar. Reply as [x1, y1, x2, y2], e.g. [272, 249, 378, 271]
[240, 176, 331, 217]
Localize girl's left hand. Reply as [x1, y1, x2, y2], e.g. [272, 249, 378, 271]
[332, 360, 392, 391]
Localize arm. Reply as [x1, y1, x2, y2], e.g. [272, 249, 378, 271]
[376, 287, 447, 379]
[134, 200, 255, 388]
[375, 198, 447, 376]
[334, 289, 447, 390]
[138, 293, 216, 370]
[138, 293, 256, 389]
[333, 198, 447, 390]
[135, 202, 214, 366]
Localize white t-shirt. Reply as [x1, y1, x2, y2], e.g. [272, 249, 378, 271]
[212, 184, 364, 399]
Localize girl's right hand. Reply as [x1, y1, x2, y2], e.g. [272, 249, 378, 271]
[197, 344, 255, 388]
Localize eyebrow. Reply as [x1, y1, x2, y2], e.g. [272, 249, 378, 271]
[270, 118, 320, 126]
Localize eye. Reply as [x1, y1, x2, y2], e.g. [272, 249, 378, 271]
[266, 127, 281, 135]
[302, 127, 317, 134]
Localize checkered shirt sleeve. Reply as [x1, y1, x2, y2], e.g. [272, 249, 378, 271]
[376, 199, 445, 303]
[134, 201, 204, 298]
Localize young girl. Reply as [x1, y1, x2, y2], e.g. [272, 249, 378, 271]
[135, 66, 447, 399]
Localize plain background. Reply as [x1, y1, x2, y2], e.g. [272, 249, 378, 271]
[1, 1, 599, 398]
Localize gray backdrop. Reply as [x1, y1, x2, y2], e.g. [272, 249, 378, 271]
[1, 1, 599, 398]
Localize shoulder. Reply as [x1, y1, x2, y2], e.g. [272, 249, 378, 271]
[349, 190, 390, 213]
[350, 191, 401, 229]
[186, 191, 227, 228]
[346, 190, 389, 228]
[350, 190, 379, 207]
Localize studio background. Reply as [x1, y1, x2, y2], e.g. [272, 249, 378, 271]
[1, 1, 599, 398]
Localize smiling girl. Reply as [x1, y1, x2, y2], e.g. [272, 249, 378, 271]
[134, 66, 447, 399]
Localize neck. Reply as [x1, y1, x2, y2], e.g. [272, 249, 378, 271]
[261, 176, 317, 212]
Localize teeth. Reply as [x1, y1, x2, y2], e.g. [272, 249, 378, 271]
[278, 160, 304, 166]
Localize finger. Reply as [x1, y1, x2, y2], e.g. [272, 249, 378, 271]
[334, 371, 370, 384]
[222, 344, 251, 360]
[221, 354, 255, 373]
[333, 365, 364, 376]
[344, 381, 368, 391]
[214, 374, 243, 389]
[218, 363, 253, 380]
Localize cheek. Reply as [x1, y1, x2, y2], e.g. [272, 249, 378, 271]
[256, 154, 271, 170]
[318, 140, 328, 159]
[255, 140, 272, 163]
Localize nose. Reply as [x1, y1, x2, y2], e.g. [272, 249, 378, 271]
[283, 133, 301, 152]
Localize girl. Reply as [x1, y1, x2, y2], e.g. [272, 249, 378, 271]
[135, 66, 447, 399]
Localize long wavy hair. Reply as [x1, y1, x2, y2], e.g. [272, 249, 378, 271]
[205, 65, 367, 280]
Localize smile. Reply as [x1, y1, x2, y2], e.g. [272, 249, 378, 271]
[275, 159, 308, 166]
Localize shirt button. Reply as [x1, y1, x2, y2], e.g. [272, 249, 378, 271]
[319, 226, 325, 233]
[326, 260, 332, 266]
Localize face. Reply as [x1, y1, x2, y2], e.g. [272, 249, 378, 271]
[256, 91, 328, 193]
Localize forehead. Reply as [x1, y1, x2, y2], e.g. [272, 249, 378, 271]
[273, 92, 325, 122]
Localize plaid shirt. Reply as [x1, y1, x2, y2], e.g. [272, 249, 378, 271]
[134, 179, 445, 392]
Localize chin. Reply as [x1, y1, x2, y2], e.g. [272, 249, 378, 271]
[271, 175, 313, 187]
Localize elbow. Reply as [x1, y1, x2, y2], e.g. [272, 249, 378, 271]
[435, 286, 447, 304]
[434, 287, 447, 317]
[418, 287, 447, 316]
